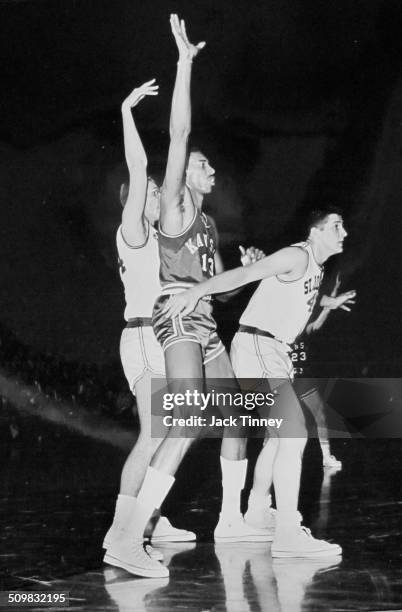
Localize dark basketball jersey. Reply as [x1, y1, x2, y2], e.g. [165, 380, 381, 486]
[158, 207, 217, 292]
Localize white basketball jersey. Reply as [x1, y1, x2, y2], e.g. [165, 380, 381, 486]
[116, 224, 161, 320]
[240, 241, 323, 344]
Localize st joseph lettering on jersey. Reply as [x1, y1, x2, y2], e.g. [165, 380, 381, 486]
[304, 271, 324, 313]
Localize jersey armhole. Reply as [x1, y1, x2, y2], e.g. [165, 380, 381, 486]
[276, 246, 309, 283]
[159, 190, 197, 238]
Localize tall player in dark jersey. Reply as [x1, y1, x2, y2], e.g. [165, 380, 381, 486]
[103, 15, 271, 581]
[151, 14, 272, 543]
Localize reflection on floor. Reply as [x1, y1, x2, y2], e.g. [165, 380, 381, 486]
[1, 414, 402, 611]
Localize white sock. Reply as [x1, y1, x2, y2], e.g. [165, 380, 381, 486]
[112, 494, 137, 531]
[137, 467, 175, 510]
[112, 468, 174, 543]
[320, 440, 330, 455]
[220, 457, 248, 519]
[247, 490, 272, 513]
[275, 510, 302, 538]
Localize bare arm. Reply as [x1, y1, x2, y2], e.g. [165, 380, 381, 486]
[306, 274, 356, 334]
[162, 246, 307, 317]
[215, 244, 266, 302]
[120, 80, 159, 246]
[160, 14, 205, 235]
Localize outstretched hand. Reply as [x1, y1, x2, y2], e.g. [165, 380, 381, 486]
[161, 287, 202, 319]
[122, 79, 159, 109]
[325, 290, 356, 312]
[170, 13, 206, 61]
[239, 245, 266, 266]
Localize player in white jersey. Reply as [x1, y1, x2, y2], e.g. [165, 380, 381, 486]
[294, 272, 355, 468]
[103, 79, 197, 580]
[162, 207, 355, 557]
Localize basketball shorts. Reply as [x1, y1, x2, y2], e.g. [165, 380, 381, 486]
[231, 329, 308, 436]
[120, 318, 165, 392]
[153, 295, 225, 364]
[230, 330, 294, 385]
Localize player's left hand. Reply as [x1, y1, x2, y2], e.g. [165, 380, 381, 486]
[239, 245, 266, 266]
[161, 287, 202, 318]
[323, 290, 356, 311]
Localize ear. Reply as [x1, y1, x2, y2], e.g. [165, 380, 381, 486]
[309, 226, 319, 240]
[120, 183, 129, 207]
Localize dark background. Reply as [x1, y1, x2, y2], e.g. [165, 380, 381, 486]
[1, 0, 402, 405]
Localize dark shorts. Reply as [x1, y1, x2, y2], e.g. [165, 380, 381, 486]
[152, 294, 225, 364]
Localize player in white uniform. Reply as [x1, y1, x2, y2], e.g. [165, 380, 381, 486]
[295, 272, 355, 468]
[162, 207, 355, 557]
[103, 79, 195, 579]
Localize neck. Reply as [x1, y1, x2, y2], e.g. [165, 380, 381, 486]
[309, 240, 329, 266]
[187, 185, 204, 211]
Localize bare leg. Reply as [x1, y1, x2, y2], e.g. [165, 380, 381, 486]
[150, 341, 203, 475]
[120, 372, 163, 496]
[250, 436, 279, 496]
[301, 387, 341, 468]
[205, 350, 247, 461]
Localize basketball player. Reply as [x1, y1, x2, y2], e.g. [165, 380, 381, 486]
[151, 13, 272, 544]
[162, 207, 354, 557]
[104, 15, 269, 580]
[294, 273, 355, 468]
[103, 79, 196, 577]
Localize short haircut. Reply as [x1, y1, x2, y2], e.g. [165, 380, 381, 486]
[185, 146, 204, 171]
[305, 205, 344, 235]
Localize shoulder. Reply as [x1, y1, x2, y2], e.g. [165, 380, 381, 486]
[279, 245, 309, 264]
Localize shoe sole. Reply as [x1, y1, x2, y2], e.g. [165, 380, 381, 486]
[151, 533, 196, 543]
[271, 547, 342, 558]
[103, 552, 169, 578]
[103, 541, 164, 562]
[214, 534, 273, 543]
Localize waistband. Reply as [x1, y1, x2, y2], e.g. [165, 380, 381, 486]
[160, 286, 211, 301]
[238, 324, 291, 348]
[125, 317, 153, 328]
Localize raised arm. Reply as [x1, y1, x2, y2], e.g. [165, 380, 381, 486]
[120, 80, 159, 246]
[162, 247, 307, 317]
[160, 14, 205, 235]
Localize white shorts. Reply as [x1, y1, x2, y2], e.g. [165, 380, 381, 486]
[230, 331, 294, 383]
[120, 323, 165, 393]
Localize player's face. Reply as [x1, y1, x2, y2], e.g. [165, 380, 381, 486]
[318, 214, 348, 255]
[145, 179, 160, 225]
[186, 151, 215, 197]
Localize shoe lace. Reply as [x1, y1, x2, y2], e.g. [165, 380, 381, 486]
[300, 526, 312, 538]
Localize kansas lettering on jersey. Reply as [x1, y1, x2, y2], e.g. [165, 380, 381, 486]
[240, 241, 323, 344]
[158, 208, 217, 292]
[116, 224, 161, 320]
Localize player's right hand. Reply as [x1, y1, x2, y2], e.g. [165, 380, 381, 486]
[122, 79, 159, 110]
[170, 13, 206, 61]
